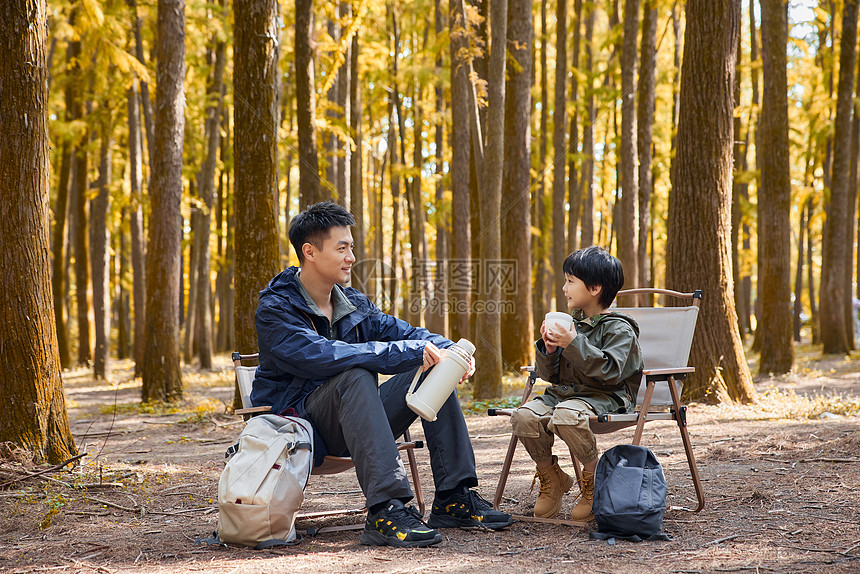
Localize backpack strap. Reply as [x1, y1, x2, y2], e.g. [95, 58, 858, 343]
[195, 531, 227, 547]
[589, 531, 672, 543]
[224, 441, 239, 459]
[194, 531, 304, 548]
[255, 533, 303, 549]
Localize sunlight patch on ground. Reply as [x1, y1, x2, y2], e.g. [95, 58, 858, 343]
[698, 387, 860, 421]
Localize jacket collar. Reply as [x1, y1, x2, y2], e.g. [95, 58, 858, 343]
[295, 270, 357, 324]
[265, 266, 370, 331]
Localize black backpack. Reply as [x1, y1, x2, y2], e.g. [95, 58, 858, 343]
[589, 444, 672, 542]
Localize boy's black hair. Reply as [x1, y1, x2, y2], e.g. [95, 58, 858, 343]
[289, 201, 355, 263]
[562, 246, 624, 309]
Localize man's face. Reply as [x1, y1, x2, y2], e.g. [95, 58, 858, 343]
[305, 226, 355, 284]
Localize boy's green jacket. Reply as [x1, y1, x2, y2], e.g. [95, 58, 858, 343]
[534, 310, 644, 415]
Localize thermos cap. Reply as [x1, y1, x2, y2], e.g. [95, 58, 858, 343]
[454, 338, 476, 356]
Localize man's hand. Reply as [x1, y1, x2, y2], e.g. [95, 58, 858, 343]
[459, 355, 476, 384]
[544, 320, 576, 350]
[423, 342, 443, 372]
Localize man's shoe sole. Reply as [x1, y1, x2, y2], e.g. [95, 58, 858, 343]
[426, 513, 514, 531]
[359, 529, 442, 548]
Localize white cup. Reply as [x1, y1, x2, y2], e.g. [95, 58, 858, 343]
[545, 311, 573, 334]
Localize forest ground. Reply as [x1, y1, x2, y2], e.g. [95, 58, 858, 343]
[2, 344, 859, 574]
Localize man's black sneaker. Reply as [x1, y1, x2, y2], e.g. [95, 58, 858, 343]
[359, 499, 442, 548]
[427, 489, 514, 530]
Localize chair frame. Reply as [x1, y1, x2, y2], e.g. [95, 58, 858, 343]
[489, 288, 705, 514]
[231, 352, 426, 531]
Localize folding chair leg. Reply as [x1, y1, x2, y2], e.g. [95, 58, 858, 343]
[403, 430, 425, 515]
[493, 433, 519, 509]
[667, 376, 705, 513]
[632, 379, 656, 445]
[492, 372, 537, 509]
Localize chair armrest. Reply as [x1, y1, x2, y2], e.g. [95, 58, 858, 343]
[235, 405, 272, 415]
[642, 367, 695, 376]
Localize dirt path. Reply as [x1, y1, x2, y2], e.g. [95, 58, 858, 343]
[1, 353, 859, 573]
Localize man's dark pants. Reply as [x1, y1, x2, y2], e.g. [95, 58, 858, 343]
[301, 367, 478, 510]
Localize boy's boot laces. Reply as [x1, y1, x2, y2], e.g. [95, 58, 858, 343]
[530, 455, 574, 518]
[569, 469, 595, 522]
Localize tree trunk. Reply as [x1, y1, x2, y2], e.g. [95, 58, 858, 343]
[731, 25, 748, 341]
[234, 0, 282, 360]
[501, 0, 533, 369]
[428, 0, 447, 337]
[387, 94, 402, 318]
[411, 48, 431, 328]
[667, 0, 754, 403]
[794, 204, 806, 342]
[580, 3, 595, 249]
[374, 143, 387, 310]
[741, 0, 758, 338]
[756, 0, 793, 374]
[0, 0, 77, 463]
[296, 0, 321, 207]
[619, 0, 640, 290]
[807, 198, 819, 343]
[637, 0, 657, 293]
[69, 76, 91, 366]
[749, 0, 764, 352]
[820, 0, 859, 355]
[128, 83, 147, 377]
[129, 0, 156, 172]
[551, 0, 567, 310]
[91, 110, 112, 380]
[467, 0, 488, 345]
[53, 37, 78, 371]
[449, 0, 472, 343]
[337, 3, 351, 207]
[533, 0, 550, 338]
[216, 94, 234, 353]
[670, 1, 682, 161]
[194, 30, 226, 370]
[567, 0, 582, 253]
[185, 199, 198, 364]
[349, 33, 365, 265]
[848, 35, 860, 344]
[116, 220, 131, 360]
[392, 12, 424, 326]
[473, 0, 506, 399]
[142, 0, 186, 402]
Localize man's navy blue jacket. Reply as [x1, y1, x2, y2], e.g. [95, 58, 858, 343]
[251, 266, 453, 418]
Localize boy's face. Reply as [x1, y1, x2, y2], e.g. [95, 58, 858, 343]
[562, 273, 602, 311]
[302, 226, 355, 285]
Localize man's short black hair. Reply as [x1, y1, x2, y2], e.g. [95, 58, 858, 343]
[289, 201, 355, 263]
[562, 246, 624, 309]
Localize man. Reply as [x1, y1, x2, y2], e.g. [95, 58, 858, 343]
[252, 202, 512, 548]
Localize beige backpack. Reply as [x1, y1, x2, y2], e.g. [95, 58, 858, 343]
[216, 414, 313, 547]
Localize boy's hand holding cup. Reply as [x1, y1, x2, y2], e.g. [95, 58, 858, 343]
[542, 312, 575, 353]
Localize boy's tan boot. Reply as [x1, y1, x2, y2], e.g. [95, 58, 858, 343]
[531, 455, 574, 518]
[570, 469, 595, 521]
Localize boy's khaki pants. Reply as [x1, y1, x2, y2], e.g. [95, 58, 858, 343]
[511, 398, 599, 465]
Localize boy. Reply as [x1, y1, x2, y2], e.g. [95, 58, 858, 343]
[511, 246, 643, 521]
[252, 202, 512, 548]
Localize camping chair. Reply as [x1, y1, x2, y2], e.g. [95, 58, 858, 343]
[488, 288, 705, 517]
[232, 352, 426, 532]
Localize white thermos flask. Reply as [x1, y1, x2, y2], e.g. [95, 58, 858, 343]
[405, 338, 476, 421]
